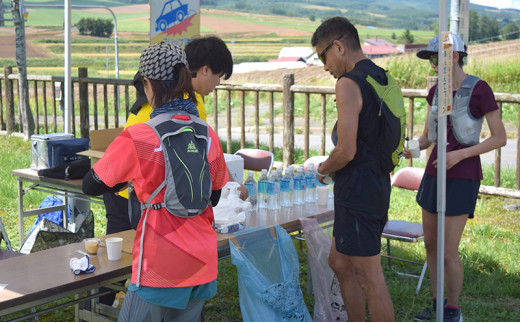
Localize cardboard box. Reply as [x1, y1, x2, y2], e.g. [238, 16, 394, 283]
[224, 153, 244, 183]
[31, 133, 75, 170]
[77, 128, 123, 167]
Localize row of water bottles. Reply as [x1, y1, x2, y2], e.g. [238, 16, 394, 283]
[243, 163, 320, 211]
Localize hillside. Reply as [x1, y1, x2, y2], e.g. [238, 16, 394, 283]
[1, 2, 519, 84]
[200, 0, 520, 30]
[227, 38, 520, 86]
[8, 0, 519, 32]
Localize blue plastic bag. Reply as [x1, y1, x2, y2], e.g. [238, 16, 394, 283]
[27, 195, 71, 238]
[230, 224, 312, 322]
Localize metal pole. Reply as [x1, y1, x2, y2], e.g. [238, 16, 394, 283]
[450, 0, 460, 35]
[106, 43, 109, 78]
[0, 1, 5, 26]
[24, 4, 119, 78]
[64, 0, 71, 134]
[437, 1, 449, 321]
[105, 6, 119, 79]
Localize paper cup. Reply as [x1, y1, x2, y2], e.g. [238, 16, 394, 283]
[106, 237, 123, 261]
[408, 140, 420, 158]
[84, 238, 100, 255]
[317, 186, 330, 206]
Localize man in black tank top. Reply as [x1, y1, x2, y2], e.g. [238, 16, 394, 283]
[312, 17, 394, 321]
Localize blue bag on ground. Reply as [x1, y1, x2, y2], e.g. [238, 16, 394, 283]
[27, 195, 71, 237]
[230, 224, 312, 322]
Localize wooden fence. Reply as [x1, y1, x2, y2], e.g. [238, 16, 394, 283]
[1, 67, 520, 191]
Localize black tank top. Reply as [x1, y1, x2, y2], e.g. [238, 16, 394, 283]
[332, 59, 391, 214]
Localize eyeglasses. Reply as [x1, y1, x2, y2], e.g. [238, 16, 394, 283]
[429, 54, 439, 66]
[319, 34, 344, 65]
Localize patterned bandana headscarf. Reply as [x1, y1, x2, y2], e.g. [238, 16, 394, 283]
[139, 42, 189, 81]
[139, 42, 197, 118]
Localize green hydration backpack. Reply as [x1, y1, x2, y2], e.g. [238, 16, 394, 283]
[143, 111, 212, 218]
[345, 69, 406, 174]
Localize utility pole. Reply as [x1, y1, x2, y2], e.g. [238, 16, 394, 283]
[64, 0, 71, 134]
[12, 0, 35, 139]
[450, 0, 460, 35]
[450, 0, 470, 64]
[459, 0, 470, 45]
[0, 1, 5, 27]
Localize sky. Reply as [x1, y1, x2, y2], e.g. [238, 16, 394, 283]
[470, 0, 520, 10]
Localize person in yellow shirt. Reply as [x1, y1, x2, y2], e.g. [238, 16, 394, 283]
[103, 36, 247, 236]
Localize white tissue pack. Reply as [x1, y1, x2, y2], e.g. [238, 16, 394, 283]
[213, 182, 252, 233]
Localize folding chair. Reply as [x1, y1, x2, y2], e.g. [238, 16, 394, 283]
[0, 216, 13, 252]
[382, 167, 427, 295]
[234, 148, 275, 177]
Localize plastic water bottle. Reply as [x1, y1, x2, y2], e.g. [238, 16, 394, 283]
[244, 171, 257, 207]
[257, 169, 268, 209]
[280, 169, 292, 207]
[305, 163, 317, 203]
[287, 165, 294, 192]
[275, 169, 282, 206]
[298, 164, 306, 197]
[267, 171, 280, 210]
[293, 168, 305, 205]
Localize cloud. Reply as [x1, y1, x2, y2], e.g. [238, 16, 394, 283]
[470, 0, 520, 10]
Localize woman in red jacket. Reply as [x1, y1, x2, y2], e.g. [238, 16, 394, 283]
[83, 42, 228, 321]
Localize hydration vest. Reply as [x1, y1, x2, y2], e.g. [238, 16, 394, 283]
[143, 112, 212, 218]
[428, 75, 483, 146]
[340, 67, 406, 174]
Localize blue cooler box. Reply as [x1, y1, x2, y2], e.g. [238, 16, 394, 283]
[30, 133, 89, 170]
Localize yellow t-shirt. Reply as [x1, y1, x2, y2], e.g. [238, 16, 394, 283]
[119, 92, 206, 199]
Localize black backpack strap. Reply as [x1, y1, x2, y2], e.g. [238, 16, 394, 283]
[339, 70, 384, 110]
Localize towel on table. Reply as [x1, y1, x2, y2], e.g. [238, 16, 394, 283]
[70, 255, 96, 275]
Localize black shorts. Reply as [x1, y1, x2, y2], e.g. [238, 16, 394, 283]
[333, 203, 388, 257]
[416, 173, 480, 218]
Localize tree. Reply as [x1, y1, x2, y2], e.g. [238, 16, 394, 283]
[479, 15, 500, 42]
[399, 28, 414, 44]
[76, 18, 113, 37]
[469, 10, 480, 42]
[502, 23, 520, 40]
[309, 14, 315, 22]
[11, 0, 35, 139]
[103, 20, 114, 36]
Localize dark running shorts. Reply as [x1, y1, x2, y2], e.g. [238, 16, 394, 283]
[333, 203, 388, 257]
[416, 173, 480, 218]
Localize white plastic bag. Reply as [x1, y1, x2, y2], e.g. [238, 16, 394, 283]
[299, 217, 348, 322]
[213, 182, 252, 233]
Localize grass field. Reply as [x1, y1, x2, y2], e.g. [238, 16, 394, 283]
[0, 135, 519, 321]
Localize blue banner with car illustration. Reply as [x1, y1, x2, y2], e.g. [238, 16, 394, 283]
[150, 0, 200, 48]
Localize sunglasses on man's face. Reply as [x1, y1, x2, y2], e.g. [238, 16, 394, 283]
[319, 34, 344, 65]
[429, 54, 439, 66]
